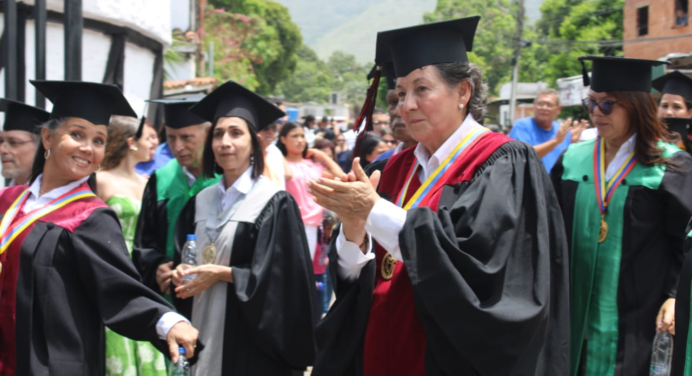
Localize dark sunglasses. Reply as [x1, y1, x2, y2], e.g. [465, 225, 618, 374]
[582, 98, 618, 115]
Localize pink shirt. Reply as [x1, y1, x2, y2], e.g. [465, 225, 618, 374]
[286, 159, 325, 227]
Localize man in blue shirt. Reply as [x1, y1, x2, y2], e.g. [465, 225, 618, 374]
[508, 89, 585, 173]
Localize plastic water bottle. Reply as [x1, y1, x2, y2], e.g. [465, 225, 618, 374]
[181, 234, 197, 283]
[650, 330, 673, 376]
[168, 347, 190, 376]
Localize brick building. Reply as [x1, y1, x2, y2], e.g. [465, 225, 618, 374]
[624, 0, 692, 68]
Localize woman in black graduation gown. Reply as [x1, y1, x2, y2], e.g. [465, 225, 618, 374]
[550, 57, 692, 376]
[171, 81, 317, 376]
[308, 17, 570, 376]
[0, 81, 198, 376]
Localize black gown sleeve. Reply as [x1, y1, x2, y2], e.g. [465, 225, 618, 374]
[132, 173, 171, 292]
[232, 191, 317, 369]
[660, 152, 692, 298]
[72, 208, 174, 356]
[673, 219, 692, 376]
[399, 142, 570, 375]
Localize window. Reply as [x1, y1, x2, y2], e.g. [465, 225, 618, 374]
[638, 6, 649, 36]
[675, 0, 689, 27]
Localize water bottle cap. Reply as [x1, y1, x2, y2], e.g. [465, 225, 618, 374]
[187, 234, 197, 240]
[179, 347, 186, 354]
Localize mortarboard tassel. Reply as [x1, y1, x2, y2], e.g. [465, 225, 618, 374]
[581, 60, 590, 87]
[352, 66, 382, 159]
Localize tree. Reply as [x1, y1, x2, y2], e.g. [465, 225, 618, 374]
[276, 45, 337, 103]
[208, 0, 302, 95]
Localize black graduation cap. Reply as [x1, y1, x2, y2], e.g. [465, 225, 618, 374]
[578, 56, 670, 92]
[30, 80, 136, 125]
[662, 117, 692, 137]
[375, 16, 480, 78]
[0, 98, 50, 134]
[189, 81, 285, 131]
[147, 95, 208, 130]
[652, 71, 692, 101]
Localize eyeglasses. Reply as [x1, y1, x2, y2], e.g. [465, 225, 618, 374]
[535, 101, 557, 109]
[582, 99, 618, 115]
[0, 139, 34, 150]
[373, 121, 389, 126]
[384, 140, 397, 145]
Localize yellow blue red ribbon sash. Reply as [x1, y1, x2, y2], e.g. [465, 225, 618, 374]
[593, 137, 637, 215]
[395, 127, 489, 210]
[0, 186, 96, 255]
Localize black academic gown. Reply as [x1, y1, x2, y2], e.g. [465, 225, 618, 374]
[173, 178, 317, 375]
[0, 186, 174, 376]
[673, 220, 692, 376]
[313, 139, 570, 376]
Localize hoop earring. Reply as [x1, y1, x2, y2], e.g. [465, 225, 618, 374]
[44, 149, 51, 159]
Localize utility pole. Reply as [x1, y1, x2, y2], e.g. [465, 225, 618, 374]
[508, 0, 525, 127]
[197, 0, 205, 77]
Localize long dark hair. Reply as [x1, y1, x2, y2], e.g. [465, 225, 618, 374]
[610, 91, 678, 167]
[202, 119, 264, 180]
[276, 121, 307, 158]
[359, 132, 384, 169]
[30, 117, 98, 192]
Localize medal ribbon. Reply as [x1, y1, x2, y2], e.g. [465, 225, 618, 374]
[593, 137, 637, 215]
[395, 127, 489, 210]
[0, 187, 95, 255]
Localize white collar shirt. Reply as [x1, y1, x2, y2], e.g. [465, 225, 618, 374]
[24, 174, 91, 213]
[182, 167, 196, 188]
[605, 134, 637, 181]
[412, 115, 484, 181]
[216, 166, 256, 212]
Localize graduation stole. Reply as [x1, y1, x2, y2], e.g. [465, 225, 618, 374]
[593, 137, 637, 243]
[381, 127, 489, 280]
[0, 186, 96, 255]
[396, 127, 490, 210]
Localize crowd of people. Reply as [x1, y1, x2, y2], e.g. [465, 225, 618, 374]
[1, 14, 692, 376]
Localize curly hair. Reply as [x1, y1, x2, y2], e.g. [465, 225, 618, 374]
[101, 116, 139, 171]
[433, 62, 488, 124]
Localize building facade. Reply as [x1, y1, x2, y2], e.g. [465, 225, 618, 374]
[624, 0, 691, 61]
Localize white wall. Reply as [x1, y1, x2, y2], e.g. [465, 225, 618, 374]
[123, 42, 156, 117]
[170, 0, 192, 31]
[20, 0, 172, 47]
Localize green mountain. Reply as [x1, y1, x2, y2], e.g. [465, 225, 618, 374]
[274, 0, 545, 64]
[274, 0, 436, 63]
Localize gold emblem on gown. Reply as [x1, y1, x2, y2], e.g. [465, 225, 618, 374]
[381, 253, 397, 280]
[202, 243, 216, 264]
[598, 214, 608, 243]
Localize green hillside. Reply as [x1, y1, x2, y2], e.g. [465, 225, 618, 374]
[274, 0, 436, 63]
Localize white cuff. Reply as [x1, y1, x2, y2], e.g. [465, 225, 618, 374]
[156, 312, 190, 340]
[365, 198, 406, 262]
[335, 227, 374, 281]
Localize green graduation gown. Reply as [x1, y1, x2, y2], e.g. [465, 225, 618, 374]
[551, 138, 692, 376]
[132, 159, 220, 298]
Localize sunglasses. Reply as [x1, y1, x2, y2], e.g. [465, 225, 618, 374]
[582, 99, 618, 115]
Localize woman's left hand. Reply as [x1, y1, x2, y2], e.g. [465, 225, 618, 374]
[174, 265, 232, 299]
[656, 298, 676, 335]
[307, 157, 381, 221]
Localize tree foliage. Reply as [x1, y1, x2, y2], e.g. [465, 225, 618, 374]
[534, 0, 624, 87]
[207, 0, 302, 94]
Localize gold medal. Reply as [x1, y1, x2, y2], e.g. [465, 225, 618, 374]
[598, 214, 608, 243]
[202, 243, 216, 264]
[381, 253, 397, 280]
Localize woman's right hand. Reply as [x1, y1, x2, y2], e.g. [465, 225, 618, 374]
[156, 261, 174, 294]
